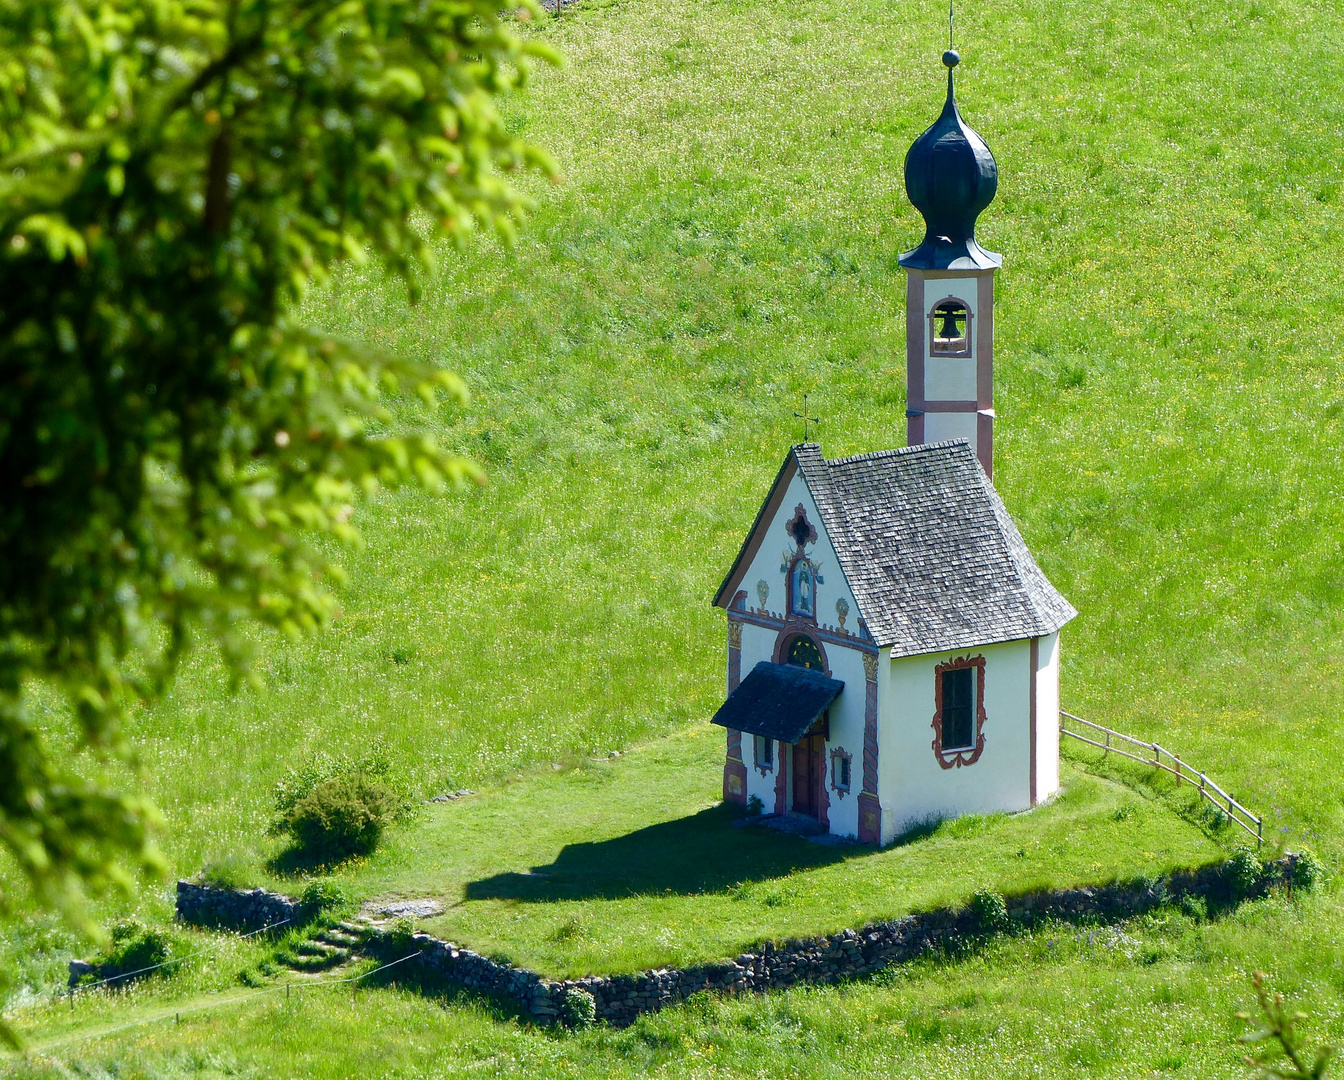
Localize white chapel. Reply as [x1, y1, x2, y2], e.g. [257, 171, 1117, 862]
[710, 49, 1077, 845]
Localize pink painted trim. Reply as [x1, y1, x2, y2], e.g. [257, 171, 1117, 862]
[906, 272, 926, 412]
[723, 626, 748, 805]
[931, 654, 988, 769]
[1028, 637, 1039, 807]
[906, 411, 925, 447]
[731, 609, 879, 656]
[976, 409, 994, 479]
[976, 271, 995, 411]
[919, 400, 980, 412]
[723, 751, 748, 805]
[772, 625, 832, 678]
[861, 661, 879, 795]
[857, 791, 880, 844]
[858, 657, 880, 843]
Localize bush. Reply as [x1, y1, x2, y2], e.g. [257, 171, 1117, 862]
[745, 794, 764, 817]
[1288, 849, 1324, 892]
[277, 773, 398, 865]
[968, 889, 1009, 933]
[199, 854, 253, 890]
[272, 745, 396, 817]
[1179, 894, 1208, 921]
[1224, 848, 1264, 899]
[560, 987, 597, 1028]
[98, 921, 179, 985]
[300, 879, 349, 916]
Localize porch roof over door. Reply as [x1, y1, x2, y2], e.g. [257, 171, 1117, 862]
[710, 661, 844, 744]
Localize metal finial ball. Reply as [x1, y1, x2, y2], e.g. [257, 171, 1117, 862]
[943, 49, 960, 68]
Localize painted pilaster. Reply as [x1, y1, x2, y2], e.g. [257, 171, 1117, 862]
[1028, 635, 1039, 807]
[773, 743, 788, 814]
[723, 620, 747, 805]
[818, 740, 830, 829]
[905, 272, 926, 448]
[857, 651, 881, 844]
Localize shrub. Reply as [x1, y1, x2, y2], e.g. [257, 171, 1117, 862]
[1179, 894, 1208, 921]
[272, 746, 396, 817]
[1289, 849, 1324, 892]
[99, 921, 178, 984]
[299, 879, 349, 917]
[1224, 848, 1264, 899]
[199, 854, 253, 890]
[277, 773, 398, 865]
[560, 987, 597, 1028]
[969, 889, 1009, 933]
[745, 794, 764, 817]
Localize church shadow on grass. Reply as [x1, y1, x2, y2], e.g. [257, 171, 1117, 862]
[465, 804, 878, 903]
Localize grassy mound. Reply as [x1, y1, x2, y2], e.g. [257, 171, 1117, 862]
[250, 725, 1220, 977]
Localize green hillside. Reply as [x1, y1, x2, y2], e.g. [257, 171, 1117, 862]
[7, 0, 1344, 1072]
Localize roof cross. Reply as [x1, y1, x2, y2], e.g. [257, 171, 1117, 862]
[794, 394, 820, 443]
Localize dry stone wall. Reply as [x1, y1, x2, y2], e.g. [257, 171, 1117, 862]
[178, 856, 1299, 1028]
[176, 880, 301, 931]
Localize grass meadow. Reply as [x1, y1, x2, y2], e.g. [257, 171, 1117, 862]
[6, 0, 1344, 1072]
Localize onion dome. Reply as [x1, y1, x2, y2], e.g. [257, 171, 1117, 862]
[899, 50, 1001, 271]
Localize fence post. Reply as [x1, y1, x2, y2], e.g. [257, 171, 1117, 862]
[1104, 731, 1110, 756]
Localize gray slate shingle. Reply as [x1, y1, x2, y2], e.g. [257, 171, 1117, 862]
[792, 441, 1076, 658]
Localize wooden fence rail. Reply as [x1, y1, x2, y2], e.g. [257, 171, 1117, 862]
[1059, 710, 1262, 848]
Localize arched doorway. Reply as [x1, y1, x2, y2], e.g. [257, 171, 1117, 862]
[784, 633, 826, 819]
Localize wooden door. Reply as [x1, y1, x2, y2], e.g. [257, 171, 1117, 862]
[792, 735, 821, 818]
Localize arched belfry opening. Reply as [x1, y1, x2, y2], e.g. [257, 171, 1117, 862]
[929, 298, 972, 357]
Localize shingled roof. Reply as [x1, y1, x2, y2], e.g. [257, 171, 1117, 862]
[715, 440, 1076, 658]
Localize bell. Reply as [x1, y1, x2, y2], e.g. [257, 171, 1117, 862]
[937, 307, 963, 340]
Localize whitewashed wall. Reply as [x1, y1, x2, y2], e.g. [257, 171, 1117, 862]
[818, 642, 866, 838]
[878, 638, 1033, 840]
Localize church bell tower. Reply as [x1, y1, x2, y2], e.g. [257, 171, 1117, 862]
[901, 48, 1000, 478]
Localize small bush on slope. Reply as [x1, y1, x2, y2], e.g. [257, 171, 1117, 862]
[276, 774, 399, 866]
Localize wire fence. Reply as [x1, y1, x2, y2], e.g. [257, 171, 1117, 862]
[66, 918, 293, 999]
[1059, 710, 1262, 848]
[26, 950, 424, 1056]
